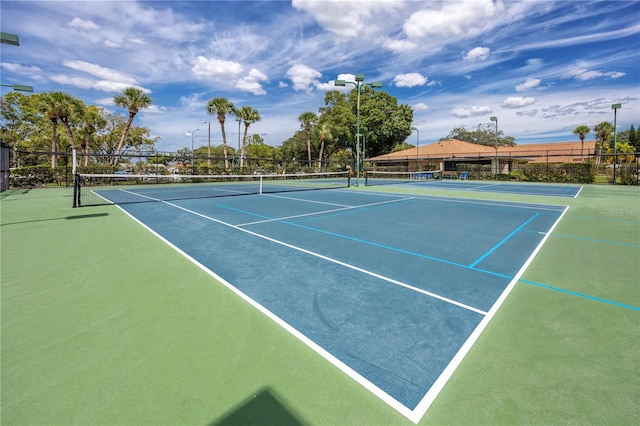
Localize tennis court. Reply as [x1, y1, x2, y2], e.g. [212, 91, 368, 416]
[87, 180, 566, 421]
[364, 170, 582, 198]
[1, 181, 638, 425]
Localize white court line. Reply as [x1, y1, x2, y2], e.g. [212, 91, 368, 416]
[265, 192, 353, 207]
[166, 199, 483, 314]
[465, 183, 501, 191]
[119, 198, 488, 423]
[239, 196, 415, 226]
[117, 192, 564, 423]
[114, 202, 423, 422]
[409, 204, 570, 422]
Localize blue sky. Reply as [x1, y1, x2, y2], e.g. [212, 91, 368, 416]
[1, 0, 638, 152]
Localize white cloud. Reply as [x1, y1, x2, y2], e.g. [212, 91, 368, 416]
[451, 105, 492, 118]
[404, 0, 503, 39]
[393, 73, 427, 88]
[62, 60, 137, 84]
[1, 62, 42, 74]
[566, 64, 626, 81]
[286, 64, 322, 92]
[191, 56, 243, 80]
[515, 78, 541, 92]
[502, 96, 536, 108]
[292, 0, 401, 38]
[49, 75, 96, 89]
[413, 102, 429, 111]
[383, 38, 418, 54]
[49, 74, 149, 93]
[516, 109, 538, 117]
[465, 47, 490, 61]
[69, 17, 100, 31]
[236, 68, 268, 95]
[608, 72, 625, 79]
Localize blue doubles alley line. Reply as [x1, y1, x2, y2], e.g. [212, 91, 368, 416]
[216, 202, 514, 280]
[469, 213, 540, 268]
[520, 279, 640, 312]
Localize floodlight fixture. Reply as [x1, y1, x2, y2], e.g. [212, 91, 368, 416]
[1, 32, 19, 46]
[1, 83, 33, 92]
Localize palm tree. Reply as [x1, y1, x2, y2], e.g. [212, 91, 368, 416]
[36, 92, 67, 168]
[573, 125, 591, 161]
[594, 121, 613, 168]
[236, 105, 261, 168]
[55, 92, 85, 154]
[113, 87, 152, 165]
[298, 111, 317, 167]
[206, 97, 235, 170]
[80, 106, 107, 166]
[316, 121, 333, 169]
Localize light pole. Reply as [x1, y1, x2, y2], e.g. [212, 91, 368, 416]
[411, 127, 420, 171]
[235, 117, 253, 173]
[203, 120, 211, 171]
[335, 73, 382, 186]
[611, 103, 621, 185]
[490, 116, 498, 180]
[187, 128, 199, 174]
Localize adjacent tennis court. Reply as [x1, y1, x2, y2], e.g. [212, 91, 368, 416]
[2, 181, 638, 425]
[364, 170, 582, 197]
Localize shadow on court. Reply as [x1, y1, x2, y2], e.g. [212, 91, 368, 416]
[211, 387, 306, 426]
[0, 212, 109, 227]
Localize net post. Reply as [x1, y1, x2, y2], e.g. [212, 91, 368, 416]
[259, 175, 263, 195]
[72, 173, 79, 208]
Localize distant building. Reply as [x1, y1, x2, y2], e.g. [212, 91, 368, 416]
[368, 139, 597, 175]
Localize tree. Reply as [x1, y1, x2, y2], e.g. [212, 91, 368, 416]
[280, 130, 310, 171]
[593, 121, 613, 167]
[79, 106, 107, 166]
[391, 141, 414, 152]
[246, 134, 276, 169]
[315, 120, 334, 168]
[629, 124, 638, 152]
[90, 112, 156, 164]
[235, 105, 261, 168]
[54, 92, 85, 169]
[442, 124, 515, 147]
[350, 87, 413, 157]
[35, 91, 68, 168]
[1, 92, 38, 166]
[573, 125, 591, 161]
[113, 87, 152, 165]
[206, 97, 235, 170]
[298, 111, 317, 167]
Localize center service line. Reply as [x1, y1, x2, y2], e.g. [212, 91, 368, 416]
[164, 200, 487, 315]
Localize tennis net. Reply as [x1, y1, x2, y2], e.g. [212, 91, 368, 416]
[73, 171, 350, 207]
[364, 170, 442, 186]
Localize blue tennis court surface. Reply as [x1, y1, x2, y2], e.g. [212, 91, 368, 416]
[370, 179, 583, 197]
[114, 189, 567, 422]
